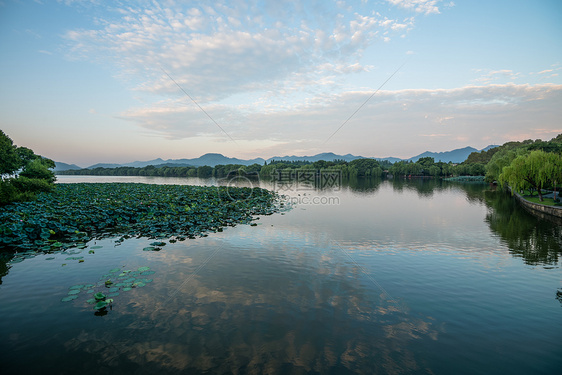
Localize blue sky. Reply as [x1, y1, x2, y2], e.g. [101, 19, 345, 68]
[1, 0, 561, 166]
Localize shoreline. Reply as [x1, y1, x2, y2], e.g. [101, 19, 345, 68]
[513, 191, 562, 225]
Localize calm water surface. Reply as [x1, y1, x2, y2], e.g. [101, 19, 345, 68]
[0, 176, 561, 374]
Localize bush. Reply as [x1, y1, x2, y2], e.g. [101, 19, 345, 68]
[11, 176, 54, 193]
[0, 180, 40, 205]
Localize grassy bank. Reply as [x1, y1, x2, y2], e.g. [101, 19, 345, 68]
[0, 183, 281, 252]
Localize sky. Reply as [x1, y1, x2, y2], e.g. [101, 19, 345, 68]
[1, 0, 561, 167]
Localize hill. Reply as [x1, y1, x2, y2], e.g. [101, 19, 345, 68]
[60, 146, 499, 171]
[53, 161, 82, 171]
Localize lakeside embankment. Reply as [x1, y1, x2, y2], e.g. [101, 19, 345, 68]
[513, 191, 562, 225]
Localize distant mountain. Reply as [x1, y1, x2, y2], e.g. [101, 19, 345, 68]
[406, 145, 499, 163]
[480, 144, 500, 152]
[120, 153, 266, 168]
[86, 163, 123, 169]
[70, 146, 498, 171]
[407, 146, 478, 163]
[54, 161, 82, 171]
[266, 152, 365, 163]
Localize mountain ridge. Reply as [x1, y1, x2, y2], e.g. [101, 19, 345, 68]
[54, 146, 499, 171]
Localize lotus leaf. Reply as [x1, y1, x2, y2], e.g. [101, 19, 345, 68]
[61, 295, 78, 302]
[94, 292, 106, 300]
[94, 301, 108, 310]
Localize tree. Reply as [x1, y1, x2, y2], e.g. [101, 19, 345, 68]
[20, 157, 56, 183]
[0, 130, 56, 205]
[499, 150, 562, 201]
[0, 130, 21, 178]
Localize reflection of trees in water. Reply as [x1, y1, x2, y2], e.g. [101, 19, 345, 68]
[0, 254, 9, 285]
[61, 246, 439, 374]
[342, 176, 382, 194]
[388, 178, 448, 198]
[484, 190, 562, 266]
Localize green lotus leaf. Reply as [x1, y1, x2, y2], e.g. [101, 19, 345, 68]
[109, 268, 120, 273]
[86, 298, 97, 304]
[90, 246, 103, 249]
[122, 287, 132, 292]
[142, 246, 155, 251]
[106, 292, 119, 297]
[67, 289, 81, 295]
[94, 301, 108, 310]
[94, 292, 106, 300]
[140, 271, 155, 276]
[137, 266, 150, 272]
[45, 257, 55, 260]
[61, 295, 78, 302]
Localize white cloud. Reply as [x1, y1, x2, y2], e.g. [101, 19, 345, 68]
[472, 69, 521, 84]
[118, 83, 562, 158]
[386, 0, 444, 15]
[63, 1, 420, 104]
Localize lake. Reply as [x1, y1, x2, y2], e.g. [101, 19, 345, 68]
[1, 175, 561, 374]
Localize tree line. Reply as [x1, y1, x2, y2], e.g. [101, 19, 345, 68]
[0, 130, 56, 205]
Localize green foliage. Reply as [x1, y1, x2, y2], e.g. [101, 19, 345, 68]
[348, 158, 383, 177]
[0, 130, 21, 177]
[0, 183, 281, 251]
[485, 135, 562, 183]
[19, 158, 56, 183]
[0, 130, 56, 204]
[464, 147, 501, 165]
[499, 150, 562, 201]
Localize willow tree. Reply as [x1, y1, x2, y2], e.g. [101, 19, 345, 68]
[499, 150, 562, 201]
